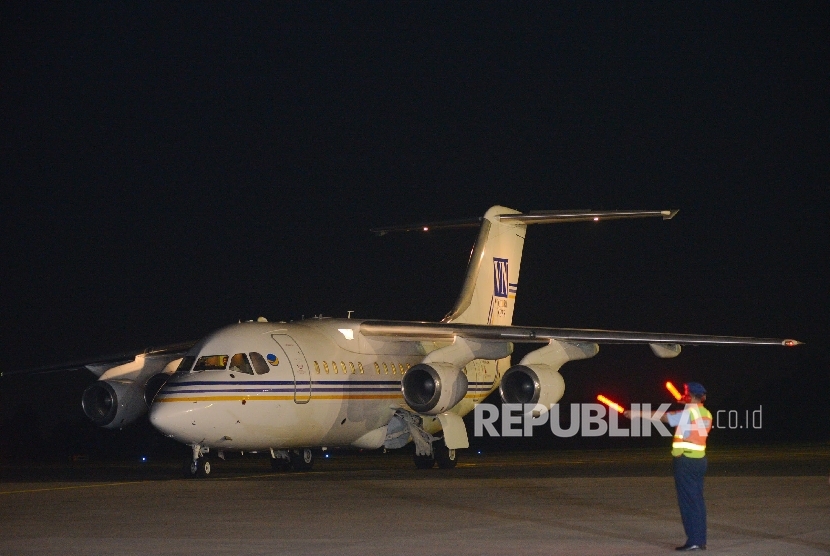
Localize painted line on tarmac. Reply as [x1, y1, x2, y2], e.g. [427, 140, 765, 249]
[0, 481, 145, 495]
[0, 472, 283, 495]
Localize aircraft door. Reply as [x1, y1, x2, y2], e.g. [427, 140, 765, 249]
[471, 360, 483, 402]
[472, 359, 495, 402]
[271, 334, 311, 404]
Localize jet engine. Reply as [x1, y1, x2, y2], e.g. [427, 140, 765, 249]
[81, 354, 183, 429]
[82, 379, 146, 428]
[499, 364, 565, 407]
[402, 363, 468, 415]
[499, 340, 598, 411]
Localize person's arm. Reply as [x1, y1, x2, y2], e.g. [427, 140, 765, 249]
[623, 409, 670, 423]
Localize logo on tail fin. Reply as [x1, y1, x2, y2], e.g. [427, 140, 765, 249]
[489, 257, 515, 325]
[494, 258, 509, 298]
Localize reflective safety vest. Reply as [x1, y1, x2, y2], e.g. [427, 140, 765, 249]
[670, 404, 712, 458]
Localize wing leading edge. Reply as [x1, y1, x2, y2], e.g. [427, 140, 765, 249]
[359, 320, 801, 347]
[1, 341, 196, 378]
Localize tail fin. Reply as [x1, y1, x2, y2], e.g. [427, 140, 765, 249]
[371, 207, 678, 327]
[443, 206, 525, 325]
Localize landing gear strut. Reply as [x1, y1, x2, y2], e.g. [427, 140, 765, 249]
[185, 444, 211, 478]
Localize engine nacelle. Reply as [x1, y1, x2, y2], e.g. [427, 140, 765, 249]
[82, 353, 183, 429]
[82, 379, 143, 429]
[143, 372, 172, 405]
[402, 363, 468, 415]
[499, 364, 565, 408]
[81, 372, 171, 429]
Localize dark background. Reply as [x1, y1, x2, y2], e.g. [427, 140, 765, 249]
[1, 2, 827, 461]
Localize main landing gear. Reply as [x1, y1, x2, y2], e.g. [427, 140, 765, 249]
[413, 438, 458, 470]
[184, 445, 316, 478]
[270, 448, 314, 472]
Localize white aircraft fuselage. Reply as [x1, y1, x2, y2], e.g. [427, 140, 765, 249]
[150, 318, 500, 451]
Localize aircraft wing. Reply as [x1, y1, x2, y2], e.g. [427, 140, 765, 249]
[360, 320, 801, 347]
[1, 341, 196, 378]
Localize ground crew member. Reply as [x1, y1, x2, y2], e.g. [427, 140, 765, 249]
[624, 382, 712, 551]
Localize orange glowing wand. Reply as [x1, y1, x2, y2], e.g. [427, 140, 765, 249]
[665, 381, 682, 401]
[597, 394, 625, 414]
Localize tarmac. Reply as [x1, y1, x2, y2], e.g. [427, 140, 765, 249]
[1, 444, 828, 555]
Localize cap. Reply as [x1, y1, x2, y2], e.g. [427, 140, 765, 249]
[685, 382, 707, 396]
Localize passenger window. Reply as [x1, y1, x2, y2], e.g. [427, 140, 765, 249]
[398, 363, 404, 374]
[349, 362, 355, 374]
[374, 362, 380, 374]
[193, 355, 229, 371]
[314, 361, 321, 374]
[175, 356, 196, 374]
[230, 353, 255, 375]
[249, 352, 270, 375]
[340, 361, 347, 374]
[391, 363, 396, 375]
[358, 362, 365, 374]
[332, 361, 338, 374]
[323, 361, 330, 374]
[383, 363, 389, 374]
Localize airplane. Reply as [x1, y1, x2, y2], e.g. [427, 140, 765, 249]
[70, 206, 800, 477]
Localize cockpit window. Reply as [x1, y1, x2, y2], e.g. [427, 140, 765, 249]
[175, 356, 196, 374]
[193, 355, 229, 371]
[230, 353, 254, 375]
[249, 352, 270, 375]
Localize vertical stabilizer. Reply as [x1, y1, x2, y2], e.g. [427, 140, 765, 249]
[443, 206, 526, 326]
[370, 206, 677, 326]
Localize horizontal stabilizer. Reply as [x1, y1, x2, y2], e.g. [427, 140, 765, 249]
[371, 209, 677, 235]
[501, 209, 678, 225]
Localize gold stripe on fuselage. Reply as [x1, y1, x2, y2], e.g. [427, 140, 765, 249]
[155, 394, 402, 402]
[155, 391, 494, 403]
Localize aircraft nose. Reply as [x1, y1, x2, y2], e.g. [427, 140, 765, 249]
[149, 399, 188, 439]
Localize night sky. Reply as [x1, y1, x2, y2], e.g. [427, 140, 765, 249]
[1, 3, 828, 455]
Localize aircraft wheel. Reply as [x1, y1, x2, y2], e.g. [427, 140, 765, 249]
[414, 453, 435, 469]
[196, 457, 211, 477]
[184, 457, 197, 478]
[290, 448, 314, 472]
[434, 441, 458, 469]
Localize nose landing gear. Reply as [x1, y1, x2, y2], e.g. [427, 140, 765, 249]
[185, 444, 211, 478]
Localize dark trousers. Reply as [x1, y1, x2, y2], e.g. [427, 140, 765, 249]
[673, 455, 707, 546]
